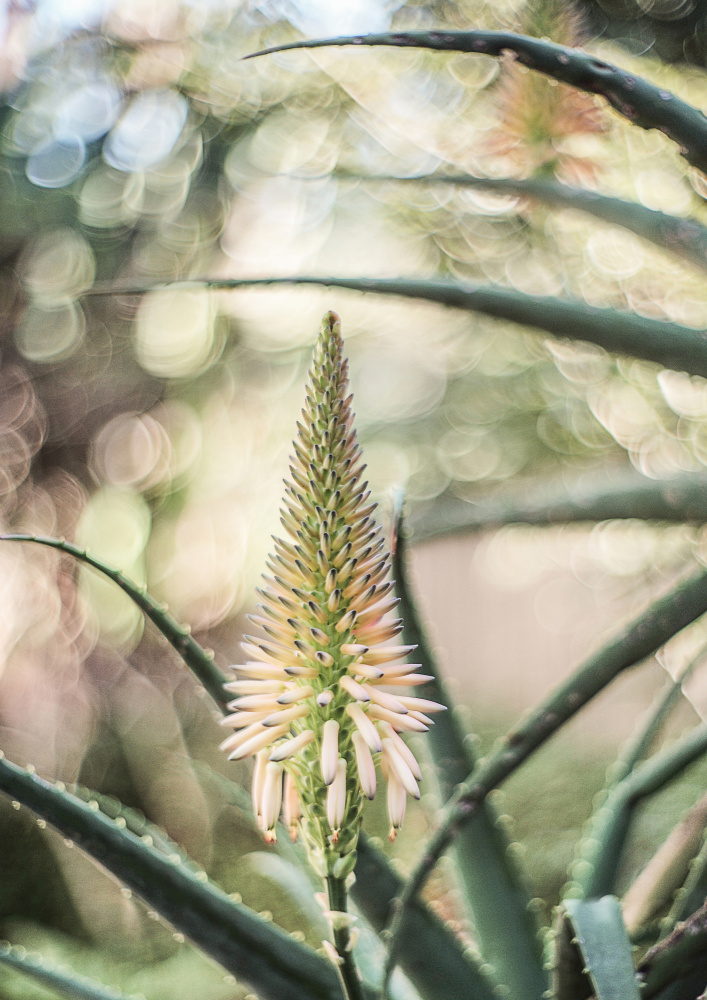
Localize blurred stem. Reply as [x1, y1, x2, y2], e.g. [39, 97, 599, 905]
[325, 876, 364, 1000]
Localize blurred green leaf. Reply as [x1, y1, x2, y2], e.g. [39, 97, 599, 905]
[0, 535, 228, 710]
[410, 472, 707, 543]
[574, 722, 707, 899]
[383, 567, 707, 985]
[0, 942, 142, 1000]
[342, 171, 707, 272]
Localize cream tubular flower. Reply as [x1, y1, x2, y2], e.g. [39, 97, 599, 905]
[221, 312, 446, 877]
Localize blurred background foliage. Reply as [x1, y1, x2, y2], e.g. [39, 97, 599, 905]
[4, 0, 707, 996]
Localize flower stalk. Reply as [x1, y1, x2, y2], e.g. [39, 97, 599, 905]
[220, 311, 444, 997]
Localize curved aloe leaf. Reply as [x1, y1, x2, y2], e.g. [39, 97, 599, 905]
[572, 650, 703, 906]
[0, 756, 346, 1000]
[410, 472, 707, 544]
[664, 823, 707, 939]
[574, 722, 707, 900]
[85, 277, 707, 378]
[602, 651, 702, 785]
[354, 836, 496, 1000]
[0, 534, 489, 1000]
[0, 941, 142, 1000]
[340, 171, 707, 273]
[244, 31, 707, 176]
[382, 568, 707, 986]
[554, 896, 640, 1000]
[393, 502, 546, 1000]
[0, 534, 228, 710]
[623, 792, 707, 938]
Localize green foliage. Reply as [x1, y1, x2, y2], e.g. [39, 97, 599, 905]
[6, 5, 707, 1000]
[246, 29, 707, 175]
[393, 506, 547, 999]
[89, 275, 707, 378]
[554, 896, 641, 1000]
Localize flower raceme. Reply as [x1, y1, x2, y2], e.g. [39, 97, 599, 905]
[220, 311, 445, 878]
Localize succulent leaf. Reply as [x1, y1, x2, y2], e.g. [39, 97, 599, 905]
[88, 276, 707, 379]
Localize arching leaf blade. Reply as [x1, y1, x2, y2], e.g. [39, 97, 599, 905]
[0, 756, 345, 1000]
[0, 942, 143, 1000]
[410, 472, 707, 544]
[85, 277, 707, 378]
[340, 170, 707, 273]
[393, 504, 547, 1000]
[0, 534, 229, 710]
[243, 30, 707, 176]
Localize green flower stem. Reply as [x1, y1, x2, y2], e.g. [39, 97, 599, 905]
[382, 567, 707, 992]
[338, 170, 707, 273]
[202, 755, 498, 1000]
[325, 876, 365, 1000]
[85, 276, 707, 378]
[244, 30, 707, 176]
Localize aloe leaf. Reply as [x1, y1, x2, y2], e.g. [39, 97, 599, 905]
[572, 652, 702, 909]
[340, 171, 707, 273]
[663, 829, 707, 948]
[573, 722, 707, 900]
[86, 276, 707, 378]
[554, 896, 640, 1000]
[244, 30, 707, 176]
[409, 472, 707, 544]
[49, 778, 422, 1000]
[0, 940, 142, 1000]
[392, 502, 547, 1000]
[0, 535, 486, 1000]
[638, 898, 707, 999]
[0, 756, 348, 1000]
[382, 568, 707, 985]
[623, 792, 707, 938]
[354, 836, 497, 1000]
[604, 651, 702, 785]
[0, 534, 228, 710]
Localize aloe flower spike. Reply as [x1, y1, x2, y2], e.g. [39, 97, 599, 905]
[221, 312, 446, 999]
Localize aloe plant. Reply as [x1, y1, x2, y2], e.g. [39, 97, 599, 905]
[6, 11, 707, 1000]
[5, 312, 707, 1000]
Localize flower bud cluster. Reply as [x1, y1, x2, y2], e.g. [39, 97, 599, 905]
[220, 312, 444, 876]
